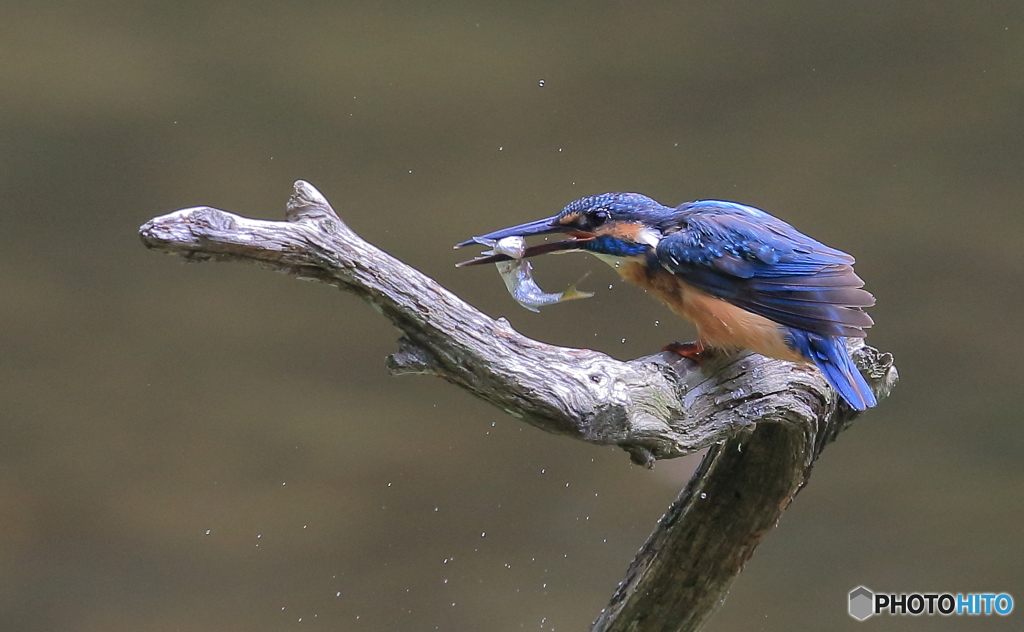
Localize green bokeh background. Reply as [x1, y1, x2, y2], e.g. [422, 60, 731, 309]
[2, 1, 1021, 630]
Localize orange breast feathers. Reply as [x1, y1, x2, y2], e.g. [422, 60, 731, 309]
[617, 261, 804, 363]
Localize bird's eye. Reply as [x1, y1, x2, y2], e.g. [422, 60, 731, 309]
[591, 210, 609, 226]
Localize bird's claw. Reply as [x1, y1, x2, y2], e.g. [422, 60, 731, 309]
[662, 340, 709, 365]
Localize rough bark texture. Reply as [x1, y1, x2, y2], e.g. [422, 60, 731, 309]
[140, 181, 897, 632]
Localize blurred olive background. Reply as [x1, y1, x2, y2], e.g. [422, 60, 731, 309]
[2, 1, 1022, 630]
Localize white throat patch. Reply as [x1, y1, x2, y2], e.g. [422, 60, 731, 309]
[636, 227, 662, 247]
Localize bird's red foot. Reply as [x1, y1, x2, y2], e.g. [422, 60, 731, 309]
[662, 340, 708, 364]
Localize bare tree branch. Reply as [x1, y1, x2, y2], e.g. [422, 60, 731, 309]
[139, 180, 897, 632]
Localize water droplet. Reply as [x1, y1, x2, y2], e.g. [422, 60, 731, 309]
[654, 320, 660, 326]
[336, 591, 341, 597]
[257, 534, 262, 538]
[621, 338, 626, 343]
[387, 482, 392, 487]
[541, 469, 545, 473]
[481, 532, 486, 537]
[538, 79, 546, 87]
[204, 529, 211, 535]
[565, 482, 570, 487]
[700, 492, 707, 499]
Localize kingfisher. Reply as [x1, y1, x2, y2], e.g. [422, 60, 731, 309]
[455, 193, 877, 411]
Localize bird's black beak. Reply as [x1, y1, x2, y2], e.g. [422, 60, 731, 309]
[455, 216, 564, 248]
[455, 215, 593, 267]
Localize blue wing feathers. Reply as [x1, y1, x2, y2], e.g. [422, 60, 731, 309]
[735, 303, 866, 338]
[752, 270, 866, 290]
[656, 201, 874, 339]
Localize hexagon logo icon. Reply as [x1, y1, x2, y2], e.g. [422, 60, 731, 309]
[849, 586, 874, 620]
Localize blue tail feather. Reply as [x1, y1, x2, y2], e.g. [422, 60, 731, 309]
[785, 329, 877, 411]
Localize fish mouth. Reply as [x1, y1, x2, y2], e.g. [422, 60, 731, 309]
[455, 234, 594, 267]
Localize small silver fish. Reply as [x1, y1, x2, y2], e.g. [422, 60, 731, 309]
[478, 236, 593, 312]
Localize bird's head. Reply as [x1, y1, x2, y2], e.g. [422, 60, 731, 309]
[456, 193, 669, 266]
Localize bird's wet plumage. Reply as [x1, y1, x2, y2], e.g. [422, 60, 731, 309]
[457, 193, 877, 410]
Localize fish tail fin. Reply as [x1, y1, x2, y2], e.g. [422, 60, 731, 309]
[559, 273, 594, 302]
[558, 285, 594, 302]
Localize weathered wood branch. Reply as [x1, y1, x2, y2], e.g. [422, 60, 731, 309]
[139, 181, 897, 632]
